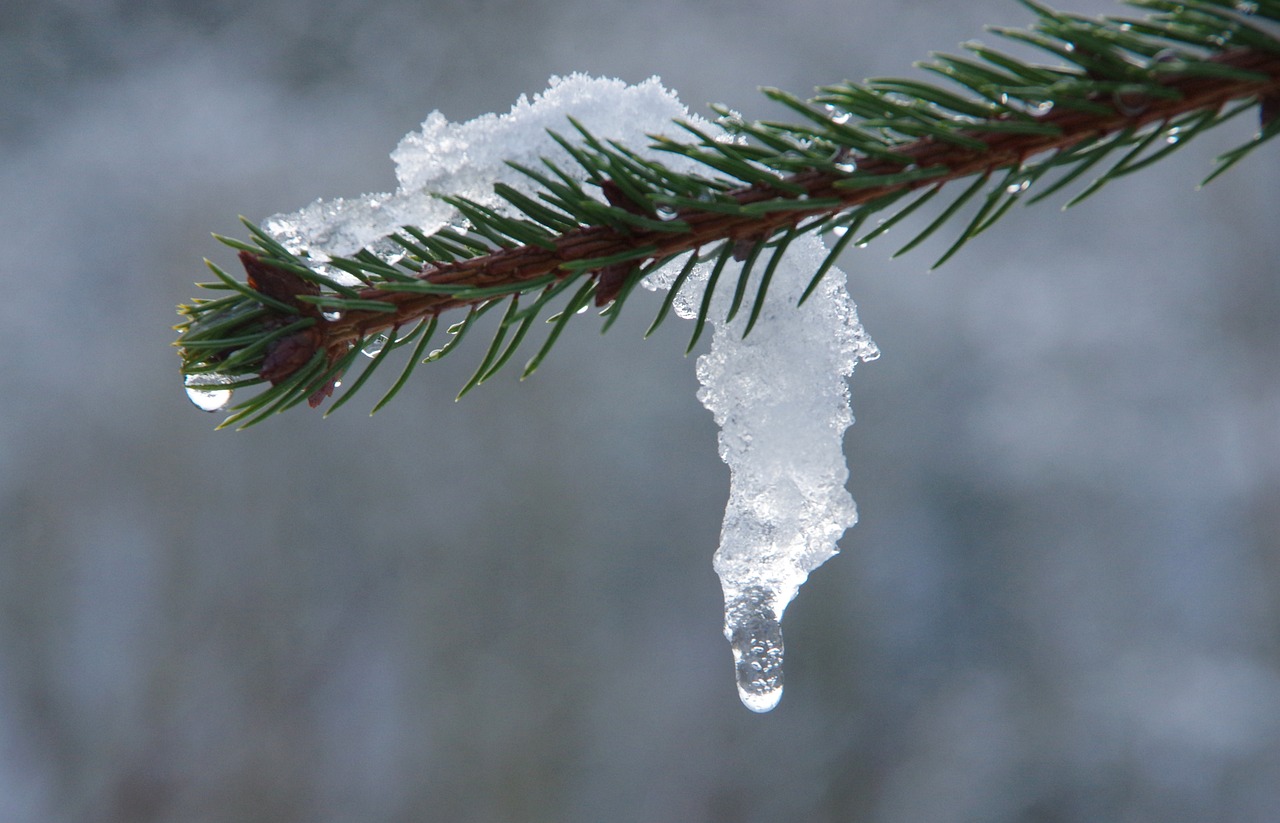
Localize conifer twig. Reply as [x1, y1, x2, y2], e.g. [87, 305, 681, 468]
[317, 47, 1280, 347]
[175, 0, 1280, 426]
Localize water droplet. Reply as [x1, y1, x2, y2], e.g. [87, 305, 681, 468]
[831, 225, 849, 238]
[1113, 88, 1151, 117]
[361, 334, 391, 358]
[831, 111, 852, 125]
[323, 310, 343, 322]
[724, 587, 785, 713]
[1006, 178, 1031, 195]
[1165, 127, 1183, 145]
[834, 162, 856, 174]
[999, 94, 1052, 117]
[576, 303, 591, 315]
[184, 373, 233, 412]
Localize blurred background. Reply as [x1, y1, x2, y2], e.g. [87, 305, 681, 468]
[3, 0, 1279, 820]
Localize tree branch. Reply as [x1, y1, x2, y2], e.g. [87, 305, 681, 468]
[306, 47, 1280, 353]
[176, 0, 1280, 426]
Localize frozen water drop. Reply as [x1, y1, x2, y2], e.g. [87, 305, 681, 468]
[724, 587, 785, 713]
[323, 310, 343, 322]
[184, 373, 233, 412]
[856, 335, 882, 363]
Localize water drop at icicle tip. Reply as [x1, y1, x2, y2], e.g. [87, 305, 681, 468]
[724, 586, 786, 712]
[183, 373, 233, 412]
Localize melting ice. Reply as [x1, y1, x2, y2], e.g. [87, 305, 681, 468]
[257, 74, 876, 712]
[647, 236, 877, 711]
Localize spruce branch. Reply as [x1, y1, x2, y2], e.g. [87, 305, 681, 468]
[176, 0, 1280, 427]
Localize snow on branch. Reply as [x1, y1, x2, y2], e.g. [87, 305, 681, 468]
[174, 0, 1280, 709]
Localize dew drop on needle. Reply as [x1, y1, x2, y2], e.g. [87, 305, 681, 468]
[184, 373, 233, 412]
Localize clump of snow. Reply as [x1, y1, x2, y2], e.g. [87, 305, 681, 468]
[261, 75, 876, 712]
[265, 74, 702, 260]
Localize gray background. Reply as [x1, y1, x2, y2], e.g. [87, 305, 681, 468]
[3, 0, 1279, 821]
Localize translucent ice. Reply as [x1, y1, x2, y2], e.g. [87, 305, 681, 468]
[725, 585, 786, 711]
[647, 236, 877, 711]
[255, 75, 876, 711]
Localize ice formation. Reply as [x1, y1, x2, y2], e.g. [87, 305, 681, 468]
[263, 75, 877, 712]
[645, 238, 878, 710]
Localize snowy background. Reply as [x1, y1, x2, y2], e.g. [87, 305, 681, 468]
[3, 0, 1279, 821]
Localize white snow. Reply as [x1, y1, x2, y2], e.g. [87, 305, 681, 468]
[264, 74, 703, 262]
[262, 74, 877, 712]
